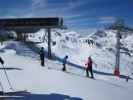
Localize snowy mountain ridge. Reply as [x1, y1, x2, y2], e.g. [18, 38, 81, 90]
[27, 29, 133, 76]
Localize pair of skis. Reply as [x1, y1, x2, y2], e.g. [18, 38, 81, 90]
[47, 67, 95, 79]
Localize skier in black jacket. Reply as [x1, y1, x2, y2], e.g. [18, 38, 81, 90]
[0, 57, 4, 65]
[39, 47, 45, 66]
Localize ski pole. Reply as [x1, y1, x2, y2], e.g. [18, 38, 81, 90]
[2, 64, 15, 91]
[81, 68, 86, 76]
[0, 79, 4, 92]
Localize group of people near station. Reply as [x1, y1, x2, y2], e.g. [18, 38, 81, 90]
[0, 47, 130, 81]
[38, 47, 94, 78]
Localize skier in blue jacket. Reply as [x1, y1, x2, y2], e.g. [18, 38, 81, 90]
[62, 55, 68, 71]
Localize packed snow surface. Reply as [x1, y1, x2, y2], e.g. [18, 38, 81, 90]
[0, 41, 133, 100]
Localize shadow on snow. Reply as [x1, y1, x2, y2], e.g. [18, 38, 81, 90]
[3, 92, 83, 100]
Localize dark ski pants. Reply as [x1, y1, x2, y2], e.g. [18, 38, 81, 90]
[62, 64, 66, 71]
[86, 68, 94, 78]
[41, 58, 45, 66]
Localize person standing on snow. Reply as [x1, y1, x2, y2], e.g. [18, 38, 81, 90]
[62, 55, 68, 71]
[85, 56, 94, 78]
[0, 57, 4, 65]
[39, 47, 45, 66]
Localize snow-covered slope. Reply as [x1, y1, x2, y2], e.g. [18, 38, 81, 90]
[27, 29, 133, 77]
[0, 41, 133, 100]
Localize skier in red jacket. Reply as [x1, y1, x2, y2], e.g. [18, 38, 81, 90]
[85, 56, 94, 78]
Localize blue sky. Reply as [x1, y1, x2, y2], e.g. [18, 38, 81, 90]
[0, 0, 133, 33]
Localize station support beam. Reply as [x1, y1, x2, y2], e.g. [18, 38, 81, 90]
[114, 30, 121, 76]
[47, 28, 52, 59]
